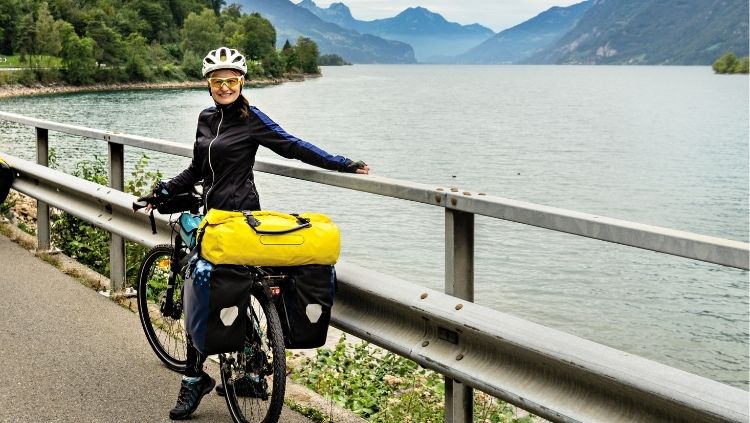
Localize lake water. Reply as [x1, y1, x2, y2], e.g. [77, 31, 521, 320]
[0, 65, 748, 388]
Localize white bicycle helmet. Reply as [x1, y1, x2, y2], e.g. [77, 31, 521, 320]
[202, 47, 247, 77]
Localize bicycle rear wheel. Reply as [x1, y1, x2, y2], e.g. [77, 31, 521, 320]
[220, 288, 286, 423]
[137, 244, 188, 372]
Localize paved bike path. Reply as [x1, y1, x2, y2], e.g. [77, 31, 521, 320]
[0, 234, 315, 423]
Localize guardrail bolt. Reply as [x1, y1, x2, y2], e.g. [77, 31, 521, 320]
[456, 353, 464, 361]
[450, 198, 457, 206]
[422, 341, 430, 347]
[435, 194, 441, 203]
[420, 292, 428, 299]
[455, 303, 463, 310]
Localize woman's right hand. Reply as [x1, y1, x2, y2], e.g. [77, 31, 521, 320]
[132, 193, 158, 213]
[346, 160, 370, 174]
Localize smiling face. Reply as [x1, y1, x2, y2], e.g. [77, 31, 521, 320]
[207, 69, 244, 105]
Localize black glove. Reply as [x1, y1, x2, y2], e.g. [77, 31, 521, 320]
[132, 180, 171, 211]
[342, 160, 367, 173]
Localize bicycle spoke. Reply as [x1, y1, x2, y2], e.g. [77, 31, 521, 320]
[222, 289, 285, 423]
[137, 245, 188, 372]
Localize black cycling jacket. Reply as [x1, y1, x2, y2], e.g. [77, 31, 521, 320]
[166, 99, 355, 211]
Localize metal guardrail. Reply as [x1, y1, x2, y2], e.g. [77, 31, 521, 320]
[0, 112, 748, 423]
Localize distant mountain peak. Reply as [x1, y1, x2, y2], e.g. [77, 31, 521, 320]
[298, 0, 494, 61]
[328, 2, 353, 18]
[242, 0, 416, 64]
[397, 6, 445, 20]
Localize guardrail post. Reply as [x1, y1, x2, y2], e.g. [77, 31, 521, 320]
[36, 128, 50, 250]
[444, 208, 474, 423]
[108, 142, 125, 292]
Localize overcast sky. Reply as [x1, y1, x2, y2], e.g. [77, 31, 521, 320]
[298, 0, 584, 32]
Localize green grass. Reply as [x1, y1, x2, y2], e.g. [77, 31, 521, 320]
[0, 54, 63, 68]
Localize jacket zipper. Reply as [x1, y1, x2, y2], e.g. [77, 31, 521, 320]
[205, 109, 223, 207]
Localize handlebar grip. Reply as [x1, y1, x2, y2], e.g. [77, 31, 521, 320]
[132, 200, 149, 211]
[132, 194, 161, 211]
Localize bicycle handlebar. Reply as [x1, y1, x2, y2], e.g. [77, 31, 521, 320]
[132, 194, 163, 212]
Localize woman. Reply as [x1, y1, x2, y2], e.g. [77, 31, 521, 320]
[155, 46, 368, 420]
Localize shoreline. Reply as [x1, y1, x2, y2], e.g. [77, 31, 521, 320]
[0, 74, 313, 100]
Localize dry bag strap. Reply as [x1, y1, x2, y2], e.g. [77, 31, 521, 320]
[242, 211, 311, 234]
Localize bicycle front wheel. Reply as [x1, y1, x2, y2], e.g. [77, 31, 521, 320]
[137, 244, 188, 373]
[221, 289, 286, 423]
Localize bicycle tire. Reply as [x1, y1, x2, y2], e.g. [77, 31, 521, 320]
[137, 244, 188, 373]
[221, 288, 286, 423]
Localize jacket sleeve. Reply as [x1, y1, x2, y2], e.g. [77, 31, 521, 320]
[249, 106, 353, 172]
[165, 142, 202, 196]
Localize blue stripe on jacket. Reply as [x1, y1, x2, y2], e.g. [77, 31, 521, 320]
[250, 106, 351, 169]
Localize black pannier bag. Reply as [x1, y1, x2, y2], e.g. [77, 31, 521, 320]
[184, 261, 253, 355]
[276, 265, 336, 349]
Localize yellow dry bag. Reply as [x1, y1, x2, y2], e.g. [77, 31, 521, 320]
[197, 209, 340, 266]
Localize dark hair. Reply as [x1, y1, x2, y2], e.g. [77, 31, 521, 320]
[239, 94, 250, 119]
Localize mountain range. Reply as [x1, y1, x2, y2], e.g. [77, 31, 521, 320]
[238, 0, 749, 65]
[456, 1, 593, 64]
[527, 0, 749, 65]
[237, 0, 416, 63]
[297, 1, 494, 62]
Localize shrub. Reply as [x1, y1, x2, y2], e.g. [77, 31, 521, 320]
[291, 334, 535, 423]
[713, 52, 749, 74]
[180, 50, 203, 79]
[51, 154, 163, 287]
[16, 69, 37, 86]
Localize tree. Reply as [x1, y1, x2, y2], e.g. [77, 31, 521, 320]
[236, 13, 276, 62]
[295, 37, 319, 74]
[86, 20, 124, 67]
[734, 56, 749, 74]
[113, 6, 148, 38]
[0, 0, 20, 55]
[222, 3, 242, 19]
[16, 12, 37, 66]
[129, 0, 172, 42]
[123, 33, 153, 81]
[180, 9, 221, 56]
[713, 52, 738, 74]
[181, 49, 203, 78]
[49, 0, 85, 33]
[59, 21, 96, 84]
[210, 0, 226, 16]
[36, 2, 62, 66]
[281, 39, 299, 73]
[318, 54, 351, 66]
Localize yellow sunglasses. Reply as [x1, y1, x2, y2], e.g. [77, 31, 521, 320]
[207, 76, 243, 89]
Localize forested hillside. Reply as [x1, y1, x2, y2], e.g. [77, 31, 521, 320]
[0, 0, 321, 86]
[527, 0, 749, 65]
